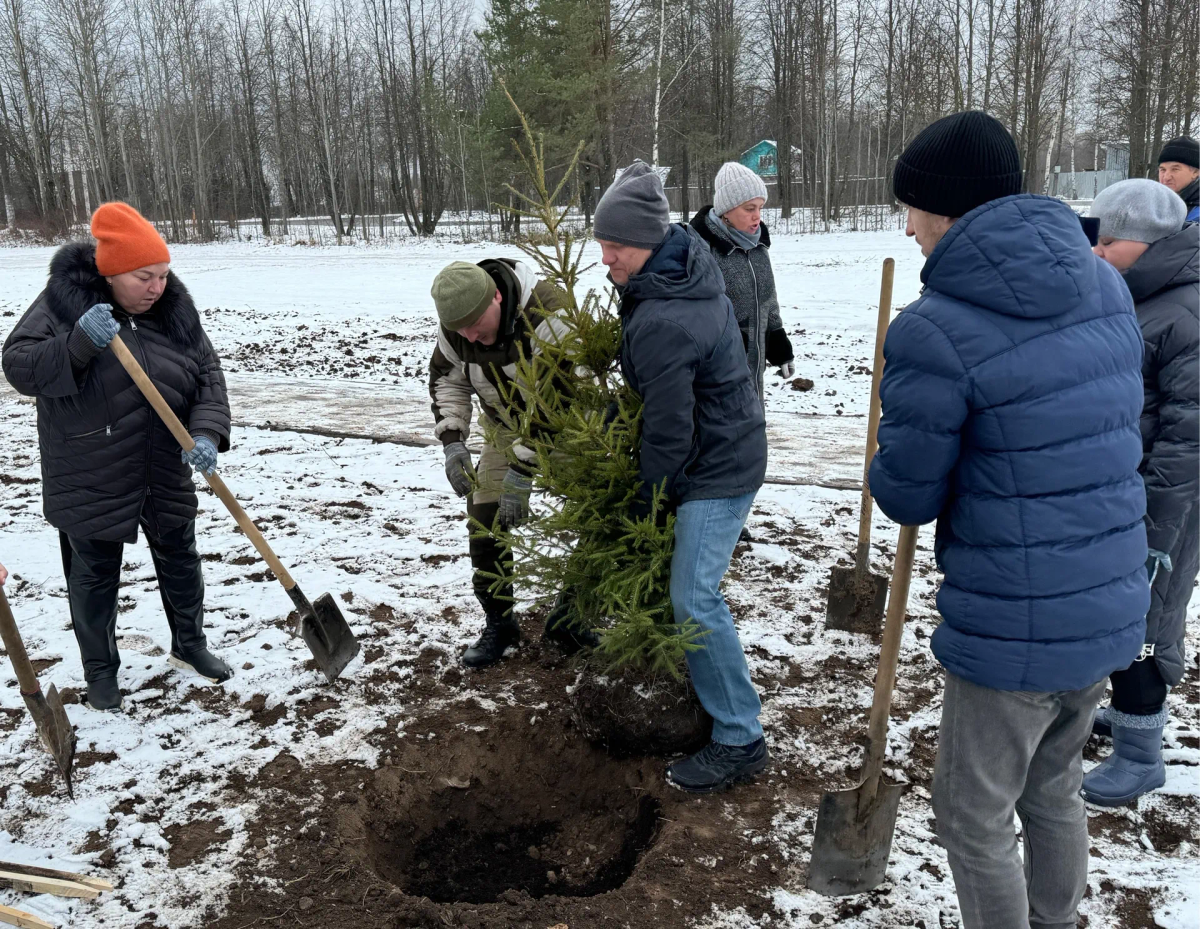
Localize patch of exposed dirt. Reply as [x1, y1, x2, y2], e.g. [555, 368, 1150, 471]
[165, 819, 234, 869]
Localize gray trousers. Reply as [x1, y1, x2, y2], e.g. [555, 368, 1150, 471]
[933, 672, 1106, 929]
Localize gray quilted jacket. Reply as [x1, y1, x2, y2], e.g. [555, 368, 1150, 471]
[690, 205, 793, 401]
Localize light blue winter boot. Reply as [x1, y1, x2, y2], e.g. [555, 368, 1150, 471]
[1081, 707, 1167, 807]
[1091, 704, 1113, 739]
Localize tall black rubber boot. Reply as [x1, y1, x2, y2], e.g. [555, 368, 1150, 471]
[543, 590, 600, 654]
[463, 499, 519, 668]
[60, 532, 123, 687]
[142, 508, 232, 684]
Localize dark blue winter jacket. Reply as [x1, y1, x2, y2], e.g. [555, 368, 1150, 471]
[869, 195, 1149, 693]
[619, 224, 767, 510]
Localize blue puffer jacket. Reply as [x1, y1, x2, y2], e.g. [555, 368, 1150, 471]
[619, 224, 767, 510]
[869, 195, 1149, 693]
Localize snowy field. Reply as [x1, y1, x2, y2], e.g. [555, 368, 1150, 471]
[0, 232, 1196, 928]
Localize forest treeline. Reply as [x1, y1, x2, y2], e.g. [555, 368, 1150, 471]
[0, 0, 1196, 240]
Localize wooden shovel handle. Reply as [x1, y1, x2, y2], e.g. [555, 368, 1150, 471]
[853, 258, 894, 576]
[108, 335, 297, 591]
[0, 588, 40, 696]
[861, 523, 919, 801]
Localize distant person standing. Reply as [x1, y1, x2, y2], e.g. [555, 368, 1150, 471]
[1157, 137, 1199, 223]
[689, 162, 794, 405]
[1086, 179, 1198, 806]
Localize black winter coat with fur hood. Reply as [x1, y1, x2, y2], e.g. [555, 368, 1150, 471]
[2, 241, 231, 542]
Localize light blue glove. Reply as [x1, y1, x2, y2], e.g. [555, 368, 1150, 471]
[498, 468, 533, 529]
[1147, 548, 1172, 584]
[79, 304, 120, 349]
[182, 436, 218, 475]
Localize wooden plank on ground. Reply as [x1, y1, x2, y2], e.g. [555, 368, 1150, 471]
[0, 869, 98, 900]
[0, 903, 55, 929]
[0, 861, 111, 893]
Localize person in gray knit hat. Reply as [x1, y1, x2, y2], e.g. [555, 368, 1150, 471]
[592, 160, 669, 249]
[1084, 177, 1198, 808]
[427, 256, 598, 668]
[691, 162, 795, 409]
[595, 162, 771, 794]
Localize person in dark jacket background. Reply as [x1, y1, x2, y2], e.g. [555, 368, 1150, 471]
[2, 203, 233, 712]
[1086, 179, 1198, 806]
[870, 113, 1148, 929]
[690, 162, 795, 402]
[594, 161, 769, 794]
[1157, 136, 1200, 223]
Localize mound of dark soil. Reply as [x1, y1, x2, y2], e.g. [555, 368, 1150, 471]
[569, 663, 712, 757]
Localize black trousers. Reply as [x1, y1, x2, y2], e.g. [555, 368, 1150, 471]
[1110, 655, 1168, 716]
[60, 496, 207, 682]
[466, 499, 513, 619]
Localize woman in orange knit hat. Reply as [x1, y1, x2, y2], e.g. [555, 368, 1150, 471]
[1, 202, 233, 711]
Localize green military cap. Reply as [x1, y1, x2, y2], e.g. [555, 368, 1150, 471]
[431, 261, 494, 331]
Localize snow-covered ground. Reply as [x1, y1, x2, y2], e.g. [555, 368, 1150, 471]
[0, 232, 1196, 928]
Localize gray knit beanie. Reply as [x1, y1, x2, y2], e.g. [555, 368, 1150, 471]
[1089, 179, 1187, 244]
[713, 162, 769, 217]
[593, 161, 669, 249]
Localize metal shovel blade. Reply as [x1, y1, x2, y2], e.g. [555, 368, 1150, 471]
[808, 777, 903, 895]
[22, 684, 77, 800]
[300, 592, 360, 684]
[826, 565, 888, 634]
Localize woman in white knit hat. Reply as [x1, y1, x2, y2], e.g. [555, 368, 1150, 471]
[690, 161, 795, 404]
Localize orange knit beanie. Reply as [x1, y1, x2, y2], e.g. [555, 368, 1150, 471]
[90, 202, 171, 276]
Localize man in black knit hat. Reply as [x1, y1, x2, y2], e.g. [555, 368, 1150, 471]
[870, 112, 1148, 928]
[1158, 136, 1200, 223]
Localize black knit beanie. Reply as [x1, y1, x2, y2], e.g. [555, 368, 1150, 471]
[892, 111, 1023, 217]
[1158, 137, 1199, 169]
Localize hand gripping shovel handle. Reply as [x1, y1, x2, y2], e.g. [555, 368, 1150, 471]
[852, 259, 895, 580]
[860, 523, 919, 803]
[108, 336, 298, 593]
[0, 588, 40, 698]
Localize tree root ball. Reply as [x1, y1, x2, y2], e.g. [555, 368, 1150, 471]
[568, 663, 712, 757]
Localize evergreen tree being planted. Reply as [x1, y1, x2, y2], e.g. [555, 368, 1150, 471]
[478, 88, 703, 681]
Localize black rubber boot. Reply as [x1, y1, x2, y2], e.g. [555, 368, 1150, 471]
[463, 614, 521, 668]
[542, 592, 600, 654]
[86, 676, 123, 711]
[170, 647, 234, 683]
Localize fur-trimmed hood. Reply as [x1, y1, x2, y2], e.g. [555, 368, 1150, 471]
[45, 241, 205, 351]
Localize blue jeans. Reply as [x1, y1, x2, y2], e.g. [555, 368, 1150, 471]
[670, 490, 763, 746]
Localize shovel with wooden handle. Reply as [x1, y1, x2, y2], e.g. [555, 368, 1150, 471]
[826, 258, 895, 634]
[107, 335, 360, 683]
[0, 587, 76, 800]
[809, 522, 918, 895]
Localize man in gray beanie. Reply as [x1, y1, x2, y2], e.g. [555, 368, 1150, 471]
[1085, 177, 1198, 808]
[595, 161, 770, 793]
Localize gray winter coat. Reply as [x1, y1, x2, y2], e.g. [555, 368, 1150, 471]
[619, 224, 767, 512]
[1125, 225, 1199, 686]
[2, 242, 231, 543]
[690, 206, 794, 400]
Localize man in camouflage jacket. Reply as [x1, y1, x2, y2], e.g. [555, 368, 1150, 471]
[428, 258, 590, 667]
